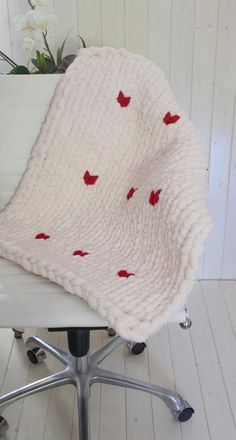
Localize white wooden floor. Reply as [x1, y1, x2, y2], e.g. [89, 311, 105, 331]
[1, 280, 236, 440]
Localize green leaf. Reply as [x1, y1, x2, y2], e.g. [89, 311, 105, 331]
[31, 52, 56, 74]
[44, 57, 57, 73]
[8, 65, 30, 75]
[0, 50, 18, 68]
[36, 51, 47, 73]
[56, 34, 68, 65]
[56, 54, 77, 73]
[31, 58, 38, 68]
[44, 55, 53, 62]
[42, 31, 56, 67]
[78, 35, 86, 48]
[62, 54, 77, 64]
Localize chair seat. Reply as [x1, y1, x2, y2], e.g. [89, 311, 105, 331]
[0, 258, 186, 330]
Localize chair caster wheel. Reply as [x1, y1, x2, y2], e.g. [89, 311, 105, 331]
[27, 347, 47, 364]
[127, 341, 147, 355]
[12, 328, 24, 339]
[107, 328, 116, 337]
[179, 319, 192, 330]
[175, 402, 194, 422]
[0, 416, 9, 435]
[179, 308, 192, 329]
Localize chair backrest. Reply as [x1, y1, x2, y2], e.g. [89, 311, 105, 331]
[0, 74, 61, 210]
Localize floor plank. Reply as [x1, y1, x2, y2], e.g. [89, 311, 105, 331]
[214, 281, 236, 427]
[0, 330, 14, 391]
[168, 291, 211, 440]
[189, 282, 236, 439]
[15, 329, 59, 440]
[125, 340, 154, 440]
[148, 326, 182, 440]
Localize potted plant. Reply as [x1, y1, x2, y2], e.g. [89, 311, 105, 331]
[0, 0, 86, 210]
[1, 0, 86, 75]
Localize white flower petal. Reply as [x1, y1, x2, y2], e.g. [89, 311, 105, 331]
[14, 11, 39, 33]
[14, 15, 29, 32]
[26, 11, 38, 28]
[36, 13, 55, 30]
[22, 35, 43, 58]
[35, 0, 47, 6]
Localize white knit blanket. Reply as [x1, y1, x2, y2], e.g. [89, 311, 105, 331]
[0, 47, 211, 342]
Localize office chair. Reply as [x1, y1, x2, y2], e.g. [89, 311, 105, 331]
[0, 65, 194, 440]
[0, 258, 193, 439]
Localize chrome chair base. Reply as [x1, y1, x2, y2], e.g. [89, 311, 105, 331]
[0, 334, 194, 439]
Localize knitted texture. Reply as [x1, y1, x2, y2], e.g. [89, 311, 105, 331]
[0, 47, 212, 342]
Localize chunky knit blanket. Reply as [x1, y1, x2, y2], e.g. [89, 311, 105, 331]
[0, 47, 211, 342]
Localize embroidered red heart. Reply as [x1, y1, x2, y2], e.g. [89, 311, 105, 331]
[35, 233, 50, 240]
[149, 189, 162, 206]
[83, 170, 99, 185]
[117, 270, 135, 278]
[73, 250, 89, 257]
[127, 187, 137, 200]
[117, 91, 131, 107]
[163, 112, 180, 125]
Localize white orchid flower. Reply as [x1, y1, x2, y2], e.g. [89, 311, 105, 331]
[22, 35, 43, 57]
[36, 14, 55, 31]
[14, 11, 37, 34]
[14, 10, 54, 34]
[35, 0, 47, 6]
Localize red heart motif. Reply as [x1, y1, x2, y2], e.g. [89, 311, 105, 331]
[35, 233, 50, 240]
[73, 250, 89, 257]
[149, 189, 162, 206]
[117, 91, 131, 107]
[163, 112, 180, 125]
[83, 170, 99, 185]
[117, 270, 135, 278]
[127, 187, 137, 200]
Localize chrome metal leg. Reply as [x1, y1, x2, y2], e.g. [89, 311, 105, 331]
[91, 336, 124, 366]
[26, 336, 71, 366]
[77, 379, 91, 440]
[92, 367, 186, 413]
[0, 333, 194, 438]
[0, 370, 72, 413]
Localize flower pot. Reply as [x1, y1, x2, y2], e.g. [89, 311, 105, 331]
[0, 74, 61, 210]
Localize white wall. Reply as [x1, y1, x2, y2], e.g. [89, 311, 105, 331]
[1, 0, 236, 279]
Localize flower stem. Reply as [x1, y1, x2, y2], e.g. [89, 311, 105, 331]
[0, 51, 18, 68]
[28, 0, 35, 10]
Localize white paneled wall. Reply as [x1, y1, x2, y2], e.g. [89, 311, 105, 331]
[0, 0, 236, 279]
